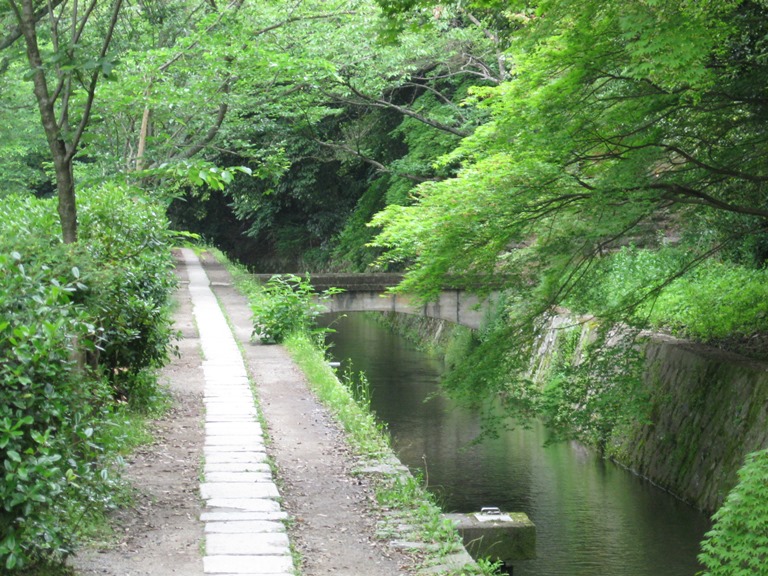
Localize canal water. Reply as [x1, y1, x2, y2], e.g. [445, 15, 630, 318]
[322, 313, 712, 576]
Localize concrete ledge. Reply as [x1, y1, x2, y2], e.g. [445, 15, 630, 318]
[444, 511, 536, 565]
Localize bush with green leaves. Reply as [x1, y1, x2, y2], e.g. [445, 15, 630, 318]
[76, 185, 178, 405]
[698, 449, 768, 575]
[566, 246, 768, 345]
[0, 185, 176, 570]
[0, 250, 111, 570]
[249, 274, 341, 344]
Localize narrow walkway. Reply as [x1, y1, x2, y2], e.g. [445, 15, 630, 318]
[182, 249, 294, 576]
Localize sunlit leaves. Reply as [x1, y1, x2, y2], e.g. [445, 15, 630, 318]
[698, 449, 768, 575]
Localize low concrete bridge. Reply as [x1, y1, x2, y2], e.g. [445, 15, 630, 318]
[254, 273, 495, 330]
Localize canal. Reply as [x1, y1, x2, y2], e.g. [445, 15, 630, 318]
[322, 313, 712, 576]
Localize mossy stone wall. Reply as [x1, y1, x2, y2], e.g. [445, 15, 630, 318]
[608, 338, 768, 513]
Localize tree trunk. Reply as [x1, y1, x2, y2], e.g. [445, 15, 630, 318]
[12, 0, 79, 243]
[54, 157, 78, 244]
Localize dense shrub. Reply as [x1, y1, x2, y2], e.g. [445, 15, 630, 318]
[566, 246, 768, 343]
[698, 449, 768, 575]
[249, 274, 340, 344]
[0, 185, 176, 570]
[76, 186, 178, 404]
[0, 251, 110, 570]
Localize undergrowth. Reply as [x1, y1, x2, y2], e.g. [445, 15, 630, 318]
[698, 448, 768, 575]
[566, 246, 768, 353]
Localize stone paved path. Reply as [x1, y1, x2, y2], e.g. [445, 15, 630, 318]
[182, 249, 295, 576]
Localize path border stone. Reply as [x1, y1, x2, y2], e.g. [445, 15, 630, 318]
[182, 249, 294, 576]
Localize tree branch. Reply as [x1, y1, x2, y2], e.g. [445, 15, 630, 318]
[316, 139, 443, 183]
[339, 81, 471, 137]
[66, 0, 123, 162]
[646, 182, 768, 219]
[0, 0, 66, 50]
[176, 77, 232, 160]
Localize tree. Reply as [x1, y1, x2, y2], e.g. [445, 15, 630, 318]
[366, 0, 768, 449]
[154, 0, 507, 270]
[4, 0, 123, 243]
[371, 0, 768, 301]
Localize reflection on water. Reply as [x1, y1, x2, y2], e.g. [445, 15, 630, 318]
[323, 313, 711, 576]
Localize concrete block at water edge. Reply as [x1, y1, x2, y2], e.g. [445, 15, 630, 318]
[204, 554, 294, 574]
[444, 510, 536, 565]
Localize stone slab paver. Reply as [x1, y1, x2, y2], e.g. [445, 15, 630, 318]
[181, 249, 294, 576]
[200, 482, 280, 500]
[203, 451, 268, 463]
[206, 532, 290, 555]
[203, 555, 294, 575]
[201, 511, 289, 522]
[205, 498, 283, 513]
[204, 472, 273, 483]
[203, 462, 271, 473]
[205, 520, 286, 533]
[206, 422, 264, 435]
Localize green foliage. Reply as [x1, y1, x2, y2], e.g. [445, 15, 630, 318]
[0, 251, 110, 570]
[437, 294, 544, 438]
[367, 0, 768, 454]
[249, 274, 342, 345]
[340, 366, 373, 412]
[331, 176, 390, 271]
[567, 246, 768, 345]
[156, 0, 499, 271]
[698, 449, 768, 575]
[371, 0, 768, 304]
[0, 187, 175, 570]
[0, 62, 49, 196]
[75, 185, 178, 406]
[540, 325, 649, 451]
[647, 263, 768, 342]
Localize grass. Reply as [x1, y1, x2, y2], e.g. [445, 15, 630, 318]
[284, 333, 390, 457]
